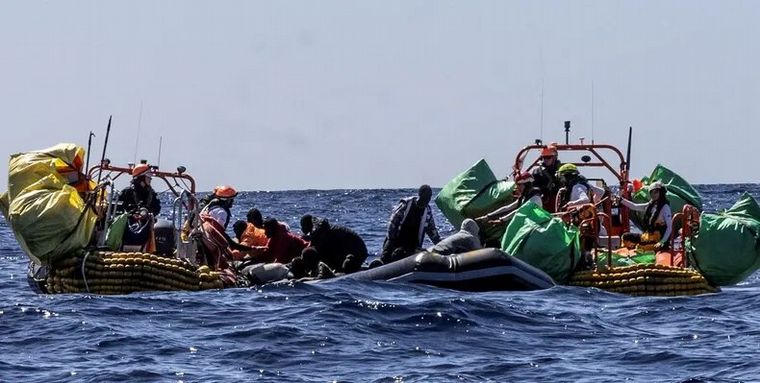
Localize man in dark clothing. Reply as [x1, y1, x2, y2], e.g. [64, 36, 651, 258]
[300, 214, 314, 242]
[118, 163, 161, 216]
[530, 144, 562, 213]
[381, 184, 441, 264]
[309, 218, 368, 273]
[232, 220, 248, 242]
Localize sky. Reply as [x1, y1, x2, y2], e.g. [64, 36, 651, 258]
[1, 1, 758, 192]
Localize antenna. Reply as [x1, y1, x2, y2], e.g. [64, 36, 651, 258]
[591, 81, 595, 144]
[133, 101, 143, 164]
[157, 136, 163, 168]
[540, 80, 545, 140]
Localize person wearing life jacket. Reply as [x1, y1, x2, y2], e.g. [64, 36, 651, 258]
[477, 171, 544, 225]
[238, 208, 268, 247]
[247, 218, 308, 264]
[117, 163, 161, 216]
[197, 185, 253, 268]
[555, 164, 606, 211]
[531, 143, 562, 211]
[380, 184, 442, 264]
[620, 181, 673, 250]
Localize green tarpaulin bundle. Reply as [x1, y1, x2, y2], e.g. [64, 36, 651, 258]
[689, 192, 760, 286]
[435, 159, 515, 242]
[500, 201, 579, 283]
[634, 164, 703, 215]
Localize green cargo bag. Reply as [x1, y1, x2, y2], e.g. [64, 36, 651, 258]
[689, 192, 760, 286]
[500, 201, 579, 283]
[435, 159, 515, 243]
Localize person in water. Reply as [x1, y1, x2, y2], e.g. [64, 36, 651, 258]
[428, 218, 482, 256]
[620, 181, 673, 250]
[118, 163, 161, 216]
[555, 164, 606, 210]
[247, 218, 308, 264]
[290, 247, 335, 281]
[531, 144, 562, 211]
[477, 171, 543, 224]
[309, 218, 368, 273]
[381, 184, 441, 264]
[300, 214, 314, 242]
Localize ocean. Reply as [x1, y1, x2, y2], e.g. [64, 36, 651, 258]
[2, 185, 760, 382]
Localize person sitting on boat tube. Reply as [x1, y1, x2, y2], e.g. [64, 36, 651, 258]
[117, 163, 161, 216]
[428, 218, 482, 256]
[619, 181, 673, 251]
[531, 143, 562, 211]
[380, 185, 442, 264]
[555, 164, 606, 210]
[476, 171, 543, 225]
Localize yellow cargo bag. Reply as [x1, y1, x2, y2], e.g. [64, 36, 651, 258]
[0, 143, 98, 265]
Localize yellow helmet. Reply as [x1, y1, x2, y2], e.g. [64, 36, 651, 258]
[557, 163, 578, 175]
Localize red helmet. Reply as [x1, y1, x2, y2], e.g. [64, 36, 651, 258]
[515, 171, 534, 184]
[540, 144, 558, 157]
[213, 185, 238, 199]
[132, 163, 152, 178]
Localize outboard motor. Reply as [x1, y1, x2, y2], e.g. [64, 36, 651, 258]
[154, 218, 176, 257]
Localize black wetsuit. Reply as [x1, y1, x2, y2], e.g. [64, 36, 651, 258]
[118, 185, 161, 216]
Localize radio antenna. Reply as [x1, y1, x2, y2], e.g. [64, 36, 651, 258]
[133, 101, 143, 164]
[591, 81, 595, 144]
[157, 136, 163, 168]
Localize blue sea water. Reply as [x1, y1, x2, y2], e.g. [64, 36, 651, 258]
[2, 185, 760, 382]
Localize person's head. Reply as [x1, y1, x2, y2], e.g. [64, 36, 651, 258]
[247, 208, 263, 228]
[300, 214, 314, 235]
[648, 181, 667, 202]
[263, 218, 280, 238]
[301, 247, 320, 269]
[461, 218, 480, 237]
[417, 184, 433, 206]
[232, 220, 247, 241]
[540, 144, 559, 167]
[213, 185, 238, 208]
[514, 171, 534, 195]
[556, 163, 579, 186]
[131, 163, 153, 189]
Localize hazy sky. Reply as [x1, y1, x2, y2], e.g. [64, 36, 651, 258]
[1, 1, 758, 192]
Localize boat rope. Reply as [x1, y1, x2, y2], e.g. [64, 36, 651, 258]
[80, 251, 92, 293]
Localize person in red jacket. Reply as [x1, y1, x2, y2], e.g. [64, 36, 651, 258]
[247, 218, 307, 264]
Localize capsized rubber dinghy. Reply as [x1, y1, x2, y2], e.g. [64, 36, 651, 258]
[338, 248, 556, 292]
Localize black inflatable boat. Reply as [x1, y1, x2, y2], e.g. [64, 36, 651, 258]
[341, 248, 555, 292]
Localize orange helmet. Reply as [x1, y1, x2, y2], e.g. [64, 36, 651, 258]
[515, 171, 534, 185]
[132, 163, 152, 178]
[213, 185, 238, 199]
[541, 143, 558, 157]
